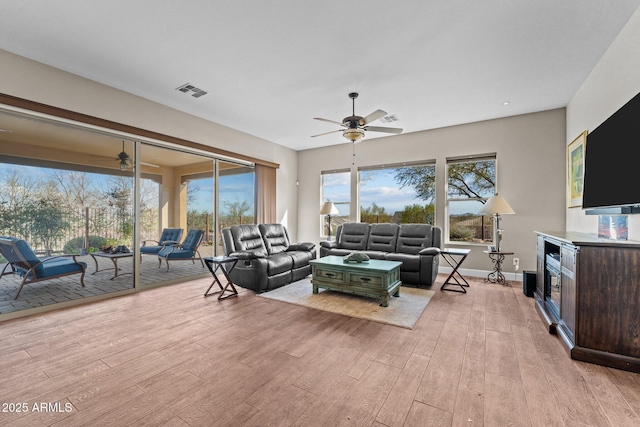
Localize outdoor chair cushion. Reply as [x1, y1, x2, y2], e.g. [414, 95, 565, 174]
[38, 257, 86, 277]
[1, 238, 86, 278]
[0, 236, 87, 299]
[140, 228, 184, 255]
[157, 229, 204, 259]
[157, 247, 194, 259]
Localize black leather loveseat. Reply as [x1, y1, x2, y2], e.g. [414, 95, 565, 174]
[319, 222, 442, 287]
[220, 224, 316, 293]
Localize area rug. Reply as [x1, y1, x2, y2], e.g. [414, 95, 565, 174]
[258, 278, 435, 329]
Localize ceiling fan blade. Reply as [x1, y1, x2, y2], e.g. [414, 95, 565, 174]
[311, 129, 342, 138]
[361, 109, 388, 125]
[314, 117, 345, 126]
[363, 126, 403, 134]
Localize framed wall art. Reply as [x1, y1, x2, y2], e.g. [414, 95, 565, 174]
[567, 130, 587, 208]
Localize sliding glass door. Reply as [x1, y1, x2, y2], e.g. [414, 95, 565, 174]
[0, 109, 256, 318]
[0, 112, 135, 315]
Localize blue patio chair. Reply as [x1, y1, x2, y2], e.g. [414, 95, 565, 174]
[0, 237, 87, 299]
[140, 228, 184, 261]
[157, 229, 205, 272]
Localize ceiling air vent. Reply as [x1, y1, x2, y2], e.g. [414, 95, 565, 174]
[378, 114, 399, 124]
[176, 83, 208, 98]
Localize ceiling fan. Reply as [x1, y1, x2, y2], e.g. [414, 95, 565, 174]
[312, 93, 403, 142]
[115, 141, 159, 170]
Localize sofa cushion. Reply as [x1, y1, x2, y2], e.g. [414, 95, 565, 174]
[367, 223, 399, 253]
[324, 248, 353, 257]
[396, 224, 434, 254]
[361, 250, 387, 260]
[385, 252, 420, 271]
[230, 224, 268, 258]
[288, 251, 313, 269]
[338, 223, 370, 251]
[266, 252, 294, 275]
[259, 224, 290, 255]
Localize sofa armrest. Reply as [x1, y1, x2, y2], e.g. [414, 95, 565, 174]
[319, 241, 337, 249]
[229, 251, 266, 260]
[419, 247, 441, 256]
[288, 242, 316, 252]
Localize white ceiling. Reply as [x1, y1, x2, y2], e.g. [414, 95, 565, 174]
[1, 1, 639, 151]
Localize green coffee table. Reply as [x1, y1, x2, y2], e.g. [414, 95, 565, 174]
[310, 255, 402, 307]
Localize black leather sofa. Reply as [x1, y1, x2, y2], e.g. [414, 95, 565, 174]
[220, 224, 316, 293]
[319, 223, 442, 286]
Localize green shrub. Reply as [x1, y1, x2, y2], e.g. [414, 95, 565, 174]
[63, 236, 108, 254]
[449, 225, 475, 242]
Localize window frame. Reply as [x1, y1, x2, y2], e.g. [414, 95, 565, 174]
[445, 154, 497, 246]
[320, 169, 351, 238]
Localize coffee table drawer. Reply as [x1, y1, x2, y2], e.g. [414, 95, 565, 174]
[314, 267, 344, 282]
[347, 272, 383, 287]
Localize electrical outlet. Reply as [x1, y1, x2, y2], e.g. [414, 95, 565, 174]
[513, 257, 519, 266]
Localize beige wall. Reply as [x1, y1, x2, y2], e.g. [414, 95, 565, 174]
[298, 109, 567, 273]
[566, 7, 640, 238]
[0, 48, 299, 240]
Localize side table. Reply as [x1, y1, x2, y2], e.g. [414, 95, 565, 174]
[483, 251, 514, 285]
[203, 256, 239, 300]
[440, 248, 471, 293]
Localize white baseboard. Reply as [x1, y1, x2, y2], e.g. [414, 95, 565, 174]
[438, 266, 522, 283]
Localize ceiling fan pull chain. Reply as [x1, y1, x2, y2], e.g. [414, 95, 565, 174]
[352, 142, 355, 165]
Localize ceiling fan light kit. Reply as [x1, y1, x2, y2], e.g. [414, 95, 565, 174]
[343, 128, 364, 142]
[116, 141, 131, 170]
[112, 141, 160, 170]
[312, 92, 403, 143]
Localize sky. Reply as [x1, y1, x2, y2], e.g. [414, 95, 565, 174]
[323, 168, 485, 216]
[323, 169, 428, 215]
[0, 163, 254, 216]
[0, 163, 128, 196]
[188, 172, 255, 214]
[2, 161, 479, 220]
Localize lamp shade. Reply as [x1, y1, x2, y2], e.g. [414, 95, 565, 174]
[479, 194, 515, 215]
[319, 201, 339, 215]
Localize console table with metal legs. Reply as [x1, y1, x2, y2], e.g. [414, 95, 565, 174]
[440, 248, 471, 293]
[483, 250, 514, 285]
[203, 256, 239, 300]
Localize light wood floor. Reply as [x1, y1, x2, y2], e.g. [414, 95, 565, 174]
[1, 274, 639, 427]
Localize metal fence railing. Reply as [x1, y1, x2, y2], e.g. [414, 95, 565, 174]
[450, 215, 493, 242]
[0, 206, 153, 255]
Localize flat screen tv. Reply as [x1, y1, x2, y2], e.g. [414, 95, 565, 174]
[582, 91, 640, 210]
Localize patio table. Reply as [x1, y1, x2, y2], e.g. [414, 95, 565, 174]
[90, 252, 133, 280]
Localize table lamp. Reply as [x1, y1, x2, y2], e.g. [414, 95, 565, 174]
[319, 201, 339, 241]
[479, 194, 515, 252]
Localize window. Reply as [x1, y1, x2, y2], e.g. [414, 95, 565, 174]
[182, 162, 256, 256]
[320, 170, 350, 237]
[218, 163, 256, 230]
[446, 155, 496, 243]
[358, 161, 435, 224]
